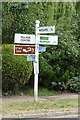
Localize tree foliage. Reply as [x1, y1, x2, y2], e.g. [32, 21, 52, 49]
[2, 2, 80, 92]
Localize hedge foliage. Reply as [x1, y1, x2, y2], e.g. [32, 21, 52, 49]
[39, 55, 80, 93]
[2, 44, 32, 92]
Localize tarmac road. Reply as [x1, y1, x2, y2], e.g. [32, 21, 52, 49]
[2, 94, 78, 102]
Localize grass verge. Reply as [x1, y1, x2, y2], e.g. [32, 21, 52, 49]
[26, 87, 58, 96]
[2, 98, 78, 116]
[10, 87, 59, 96]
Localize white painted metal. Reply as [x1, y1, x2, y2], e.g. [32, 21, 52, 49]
[38, 35, 58, 45]
[14, 20, 58, 101]
[34, 20, 40, 101]
[37, 26, 55, 34]
[14, 33, 35, 44]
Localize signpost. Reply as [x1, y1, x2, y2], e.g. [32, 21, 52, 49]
[14, 20, 58, 101]
[27, 55, 35, 61]
[39, 46, 46, 52]
[14, 45, 35, 55]
[38, 35, 58, 45]
[34, 20, 40, 101]
[14, 45, 46, 55]
[14, 33, 35, 44]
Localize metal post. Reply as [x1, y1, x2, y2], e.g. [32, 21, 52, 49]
[34, 20, 40, 101]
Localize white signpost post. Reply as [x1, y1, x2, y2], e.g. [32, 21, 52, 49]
[34, 20, 40, 101]
[14, 20, 58, 101]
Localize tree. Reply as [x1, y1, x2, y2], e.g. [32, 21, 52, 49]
[2, 2, 54, 43]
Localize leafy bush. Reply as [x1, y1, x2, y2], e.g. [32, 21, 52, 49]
[39, 55, 53, 88]
[51, 76, 80, 93]
[2, 44, 32, 92]
[66, 77, 80, 93]
[39, 54, 80, 93]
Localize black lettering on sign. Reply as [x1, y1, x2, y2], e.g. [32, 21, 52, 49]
[26, 36, 30, 39]
[20, 39, 30, 42]
[39, 28, 48, 32]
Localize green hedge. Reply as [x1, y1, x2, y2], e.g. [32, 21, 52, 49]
[39, 55, 80, 93]
[2, 44, 32, 92]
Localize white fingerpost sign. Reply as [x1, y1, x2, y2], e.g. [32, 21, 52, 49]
[14, 20, 58, 101]
[14, 33, 35, 44]
[38, 35, 58, 45]
[37, 26, 55, 34]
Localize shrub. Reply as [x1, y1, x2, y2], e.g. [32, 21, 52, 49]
[51, 76, 80, 93]
[2, 44, 32, 92]
[66, 77, 80, 93]
[39, 56, 53, 88]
